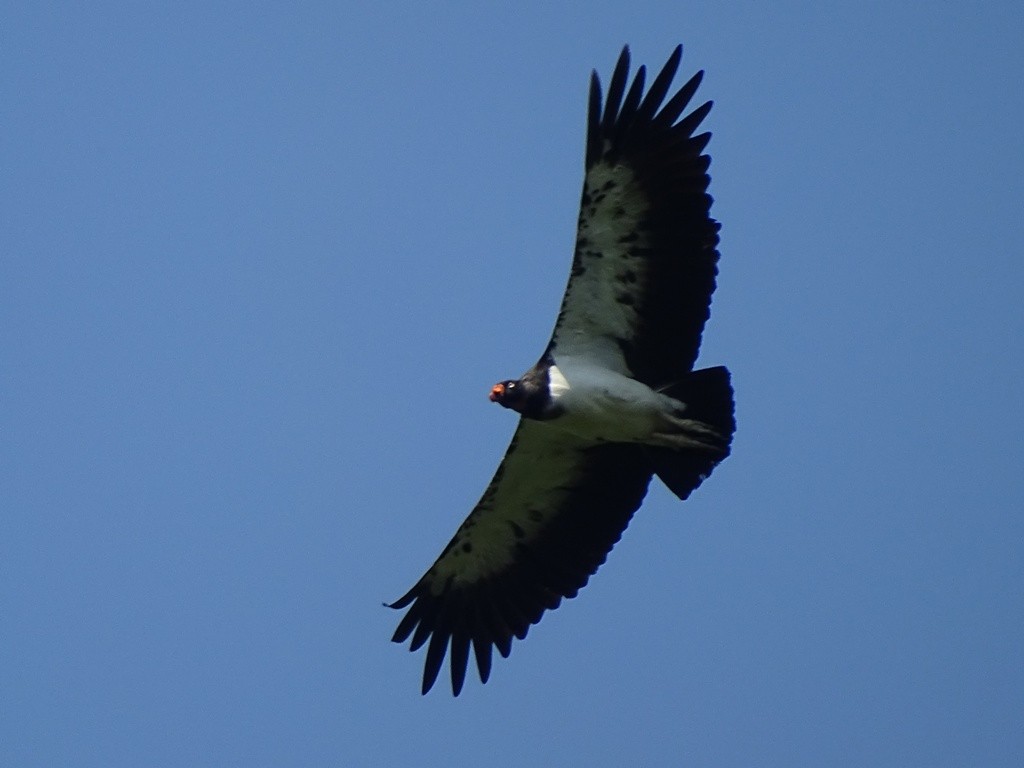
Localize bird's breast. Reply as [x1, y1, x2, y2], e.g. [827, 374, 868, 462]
[544, 359, 668, 442]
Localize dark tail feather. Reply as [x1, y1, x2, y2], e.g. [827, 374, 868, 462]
[650, 366, 735, 500]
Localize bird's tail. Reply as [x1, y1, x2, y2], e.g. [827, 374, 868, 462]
[649, 366, 735, 500]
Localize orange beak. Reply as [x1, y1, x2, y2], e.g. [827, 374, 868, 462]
[489, 383, 505, 402]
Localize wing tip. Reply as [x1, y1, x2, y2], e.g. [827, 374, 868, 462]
[586, 43, 708, 168]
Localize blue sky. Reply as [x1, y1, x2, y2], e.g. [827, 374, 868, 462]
[4, 2, 1023, 766]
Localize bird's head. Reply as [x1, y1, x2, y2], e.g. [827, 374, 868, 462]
[489, 379, 527, 412]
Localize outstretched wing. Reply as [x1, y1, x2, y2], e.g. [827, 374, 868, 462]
[548, 45, 720, 387]
[389, 420, 652, 695]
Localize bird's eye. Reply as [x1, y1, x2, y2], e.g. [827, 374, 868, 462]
[507, 381, 517, 389]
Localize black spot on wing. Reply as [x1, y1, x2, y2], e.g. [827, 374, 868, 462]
[388, 432, 652, 696]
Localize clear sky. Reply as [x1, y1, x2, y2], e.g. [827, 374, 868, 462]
[4, 3, 1023, 766]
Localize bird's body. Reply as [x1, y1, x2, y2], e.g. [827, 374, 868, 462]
[506, 355, 719, 450]
[389, 44, 734, 696]
[546, 357, 677, 441]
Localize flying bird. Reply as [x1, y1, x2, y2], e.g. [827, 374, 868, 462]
[389, 44, 734, 696]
